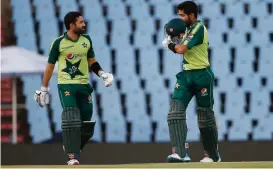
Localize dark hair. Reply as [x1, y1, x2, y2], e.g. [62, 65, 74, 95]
[177, 1, 198, 18]
[64, 11, 83, 30]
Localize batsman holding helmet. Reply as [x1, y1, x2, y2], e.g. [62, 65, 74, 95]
[162, 1, 221, 163]
[34, 12, 114, 165]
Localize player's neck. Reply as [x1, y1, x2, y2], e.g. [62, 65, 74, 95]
[190, 19, 198, 26]
[67, 30, 79, 41]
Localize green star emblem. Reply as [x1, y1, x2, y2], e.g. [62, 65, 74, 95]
[62, 59, 83, 79]
[82, 42, 87, 48]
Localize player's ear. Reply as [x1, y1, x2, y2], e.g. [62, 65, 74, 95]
[190, 13, 195, 19]
[69, 23, 75, 30]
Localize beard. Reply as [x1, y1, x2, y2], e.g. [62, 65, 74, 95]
[183, 17, 192, 27]
[74, 27, 86, 35]
[185, 19, 191, 27]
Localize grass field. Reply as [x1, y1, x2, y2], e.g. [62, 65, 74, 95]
[2, 162, 273, 168]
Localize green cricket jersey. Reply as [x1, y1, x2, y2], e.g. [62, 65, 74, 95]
[48, 32, 95, 84]
[181, 20, 210, 70]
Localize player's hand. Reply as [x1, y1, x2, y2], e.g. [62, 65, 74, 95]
[34, 86, 50, 107]
[101, 72, 114, 87]
[162, 35, 172, 50]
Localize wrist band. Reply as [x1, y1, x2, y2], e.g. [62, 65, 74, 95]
[90, 62, 103, 76]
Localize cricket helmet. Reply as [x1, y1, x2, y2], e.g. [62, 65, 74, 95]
[164, 18, 186, 38]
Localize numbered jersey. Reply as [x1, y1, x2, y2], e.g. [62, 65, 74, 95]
[48, 32, 95, 84]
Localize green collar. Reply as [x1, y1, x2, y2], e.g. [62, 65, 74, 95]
[189, 20, 201, 29]
[64, 32, 80, 42]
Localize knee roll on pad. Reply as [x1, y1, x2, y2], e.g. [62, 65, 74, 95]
[168, 99, 186, 121]
[197, 107, 216, 128]
[62, 107, 82, 129]
[82, 121, 96, 137]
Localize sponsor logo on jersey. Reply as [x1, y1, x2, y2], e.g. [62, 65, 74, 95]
[67, 53, 75, 60]
[88, 95, 92, 103]
[75, 53, 87, 57]
[66, 53, 88, 60]
[187, 33, 193, 41]
[201, 88, 208, 96]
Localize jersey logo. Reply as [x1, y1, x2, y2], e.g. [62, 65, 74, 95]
[62, 59, 83, 79]
[82, 42, 87, 48]
[187, 34, 193, 41]
[64, 91, 70, 96]
[175, 83, 180, 89]
[201, 88, 208, 96]
[67, 53, 75, 60]
[88, 95, 92, 103]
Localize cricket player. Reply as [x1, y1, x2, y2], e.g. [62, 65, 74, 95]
[162, 1, 221, 163]
[34, 12, 114, 165]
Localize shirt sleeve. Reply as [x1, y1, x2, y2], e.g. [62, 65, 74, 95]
[87, 39, 95, 58]
[183, 24, 204, 49]
[48, 38, 61, 64]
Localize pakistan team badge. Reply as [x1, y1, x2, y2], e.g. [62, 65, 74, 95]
[82, 42, 87, 48]
[62, 59, 83, 79]
[175, 83, 180, 89]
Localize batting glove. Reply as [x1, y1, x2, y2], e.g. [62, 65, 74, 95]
[162, 35, 172, 50]
[99, 71, 114, 87]
[34, 86, 50, 107]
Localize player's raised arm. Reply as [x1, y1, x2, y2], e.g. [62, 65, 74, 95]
[162, 18, 187, 54]
[168, 24, 204, 54]
[167, 40, 189, 54]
